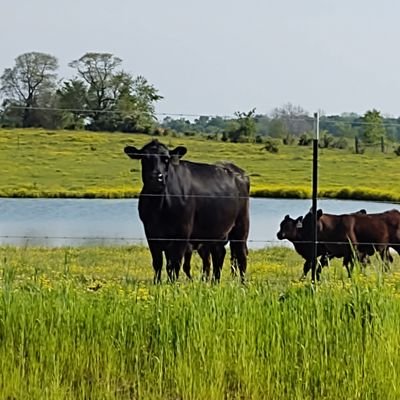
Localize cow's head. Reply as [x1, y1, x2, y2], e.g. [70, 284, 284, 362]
[124, 139, 187, 192]
[277, 214, 303, 240]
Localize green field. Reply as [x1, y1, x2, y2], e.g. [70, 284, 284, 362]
[1, 128, 400, 201]
[1, 245, 400, 399]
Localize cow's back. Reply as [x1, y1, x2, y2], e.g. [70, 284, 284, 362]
[183, 161, 248, 241]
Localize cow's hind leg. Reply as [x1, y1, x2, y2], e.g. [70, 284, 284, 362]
[229, 241, 238, 277]
[210, 245, 226, 283]
[198, 245, 211, 281]
[379, 247, 393, 272]
[182, 246, 193, 280]
[167, 242, 187, 282]
[230, 241, 248, 283]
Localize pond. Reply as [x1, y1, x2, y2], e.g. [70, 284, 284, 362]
[0, 198, 399, 248]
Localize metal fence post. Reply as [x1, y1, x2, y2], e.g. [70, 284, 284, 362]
[311, 112, 319, 283]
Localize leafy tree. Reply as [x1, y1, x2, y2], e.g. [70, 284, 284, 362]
[0, 52, 58, 127]
[361, 109, 386, 144]
[67, 52, 162, 132]
[56, 79, 88, 129]
[254, 114, 271, 136]
[225, 108, 256, 143]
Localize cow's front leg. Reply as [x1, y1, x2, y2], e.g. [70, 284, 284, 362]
[301, 260, 311, 280]
[148, 241, 163, 284]
[343, 253, 354, 278]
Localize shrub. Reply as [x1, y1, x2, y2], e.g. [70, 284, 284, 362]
[283, 134, 295, 145]
[319, 133, 335, 149]
[262, 140, 279, 153]
[332, 137, 349, 149]
[298, 133, 313, 146]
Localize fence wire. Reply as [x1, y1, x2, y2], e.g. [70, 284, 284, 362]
[0, 234, 400, 248]
[5, 104, 400, 128]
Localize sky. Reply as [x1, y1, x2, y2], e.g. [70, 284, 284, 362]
[2, 0, 400, 118]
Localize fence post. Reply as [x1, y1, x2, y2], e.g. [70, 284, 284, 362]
[381, 136, 385, 153]
[355, 137, 359, 154]
[311, 112, 319, 283]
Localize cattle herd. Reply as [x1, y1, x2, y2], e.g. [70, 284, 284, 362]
[125, 139, 399, 283]
[277, 208, 400, 280]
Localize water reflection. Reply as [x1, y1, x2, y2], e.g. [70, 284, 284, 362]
[0, 198, 398, 248]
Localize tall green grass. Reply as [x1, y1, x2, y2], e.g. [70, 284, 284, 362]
[1, 245, 400, 399]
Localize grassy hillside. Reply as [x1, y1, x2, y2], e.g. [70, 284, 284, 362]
[1, 245, 400, 398]
[1, 128, 400, 201]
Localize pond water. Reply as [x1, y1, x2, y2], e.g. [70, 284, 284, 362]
[0, 198, 399, 248]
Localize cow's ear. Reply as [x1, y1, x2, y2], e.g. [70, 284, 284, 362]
[170, 146, 187, 165]
[124, 146, 142, 159]
[317, 209, 323, 219]
[284, 214, 289, 220]
[170, 146, 187, 159]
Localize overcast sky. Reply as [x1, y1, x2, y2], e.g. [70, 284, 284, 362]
[3, 0, 400, 118]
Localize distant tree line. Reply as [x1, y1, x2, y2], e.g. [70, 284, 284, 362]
[2, 52, 400, 148]
[162, 105, 400, 147]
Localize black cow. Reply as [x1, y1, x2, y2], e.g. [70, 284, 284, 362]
[124, 139, 250, 283]
[301, 209, 397, 277]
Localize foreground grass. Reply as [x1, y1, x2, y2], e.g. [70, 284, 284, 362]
[1, 245, 400, 399]
[1, 128, 400, 201]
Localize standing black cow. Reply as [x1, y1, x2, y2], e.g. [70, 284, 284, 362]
[124, 139, 250, 283]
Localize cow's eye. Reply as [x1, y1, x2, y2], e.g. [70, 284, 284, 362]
[163, 157, 169, 164]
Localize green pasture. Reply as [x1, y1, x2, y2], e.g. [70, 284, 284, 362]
[1, 245, 400, 399]
[1, 128, 400, 201]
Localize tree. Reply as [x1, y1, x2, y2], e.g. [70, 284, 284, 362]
[271, 103, 312, 136]
[361, 109, 386, 144]
[67, 52, 162, 132]
[268, 118, 288, 138]
[0, 52, 58, 127]
[225, 108, 256, 143]
[69, 53, 121, 111]
[56, 79, 88, 129]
